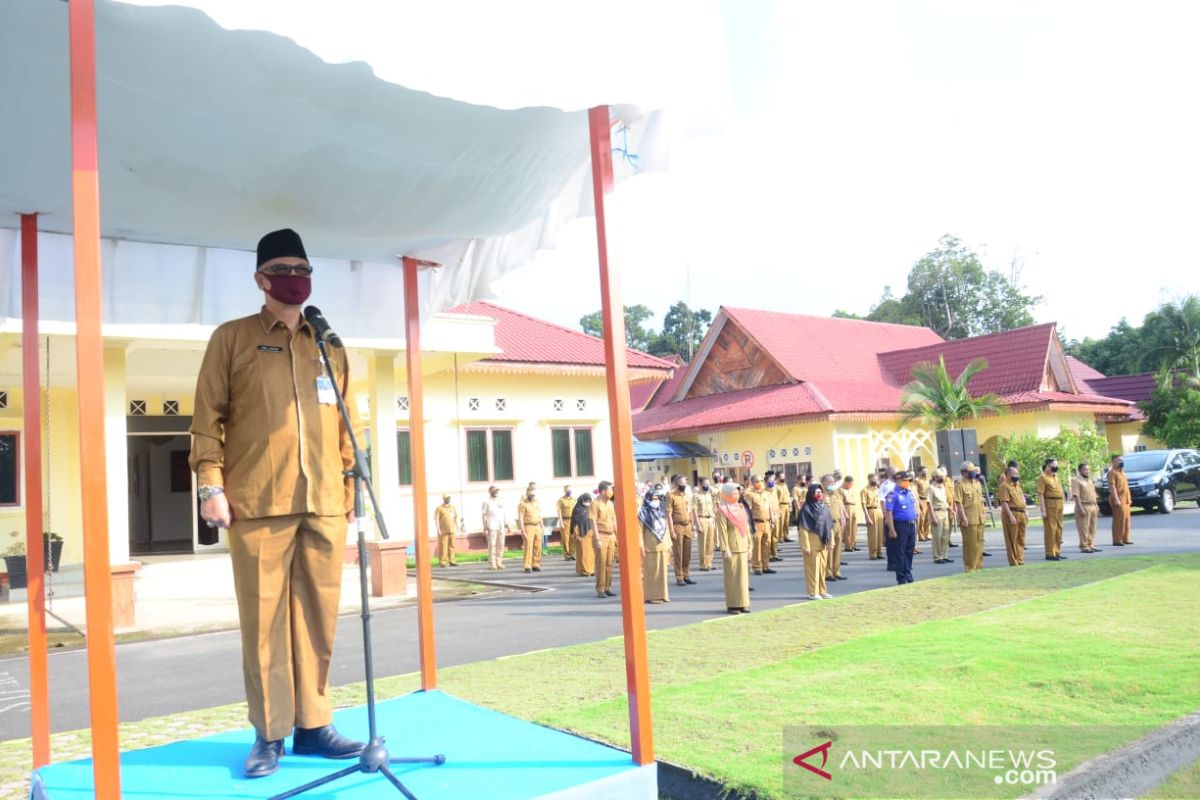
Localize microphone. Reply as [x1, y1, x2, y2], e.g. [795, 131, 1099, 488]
[304, 305, 343, 348]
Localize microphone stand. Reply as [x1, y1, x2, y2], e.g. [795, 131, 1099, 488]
[269, 333, 445, 800]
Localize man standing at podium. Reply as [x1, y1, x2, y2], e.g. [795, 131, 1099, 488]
[191, 228, 364, 778]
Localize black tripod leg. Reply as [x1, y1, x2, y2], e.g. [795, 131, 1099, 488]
[379, 765, 420, 800]
[268, 764, 362, 800]
[389, 755, 446, 765]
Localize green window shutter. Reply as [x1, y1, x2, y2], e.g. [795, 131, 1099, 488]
[466, 430, 489, 482]
[491, 430, 514, 482]
[551, 429, 571, 478]
[396, 430, 412, 486]
[0, 433, 16, 504]
[574, 428, 594, 477]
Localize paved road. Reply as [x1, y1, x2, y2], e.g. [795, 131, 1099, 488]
[1, 507, 1196, 740]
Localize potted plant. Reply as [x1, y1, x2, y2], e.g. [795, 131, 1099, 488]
[43, 532, 64, 573]
[2, 532, 27, 590]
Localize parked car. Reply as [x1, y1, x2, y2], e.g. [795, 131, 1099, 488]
[1097, 448, 1200, 515]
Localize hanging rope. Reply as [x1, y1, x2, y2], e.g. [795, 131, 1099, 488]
[42, 335, 54, 609]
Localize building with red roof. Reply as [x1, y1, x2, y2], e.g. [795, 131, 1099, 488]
[631, 307, 1144, 485]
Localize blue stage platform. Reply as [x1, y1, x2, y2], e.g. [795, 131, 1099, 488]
[30, 691, 656, 799]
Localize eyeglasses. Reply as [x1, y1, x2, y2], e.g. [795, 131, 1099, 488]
[259, 263, 313, 276]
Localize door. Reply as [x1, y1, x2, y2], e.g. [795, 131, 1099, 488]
[128, 448, 152, 551]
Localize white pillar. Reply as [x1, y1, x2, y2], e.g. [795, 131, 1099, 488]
[103, 346, 130, 564]
[368, 353, 403, 540]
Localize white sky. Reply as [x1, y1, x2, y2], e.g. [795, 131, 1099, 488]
[133, 0, 1200, 342]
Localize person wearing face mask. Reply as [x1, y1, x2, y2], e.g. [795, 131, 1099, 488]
[928, 468, 953, 563]
[1108, 454, 1133, 546]
[861, 474, 883, 560]
[518, 483, 543, 573]
[1036, 458, 1067, 561]
[954, 462, 987, 572]
[715, 482, 752, 613]
[557, 485, 576, 562]
[668, 475, 696, 586]
[745, 475, 776, 576]
[482, 485, 509, 570]
[799, 481, 835, 600]
[435, 494, 460, 567]
[841, 476, 860, 553]
[884, 470, 919, 584]
[915, 467, 932, 547]
[640, 487, 671, 604]
[791, 475, 809, 537]
[571, 493, 597, 576]
[591, 481, 618, 598]
[1070, 464, 1102, 554]
[191, 228, 363, 777]
[824, 475, 848, 582]
[996, 466, 1027, 566]
[693, 478, 717, 571]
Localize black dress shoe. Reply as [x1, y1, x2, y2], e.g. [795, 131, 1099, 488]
[949, 542, 959, 547]
[684, 578, 697, 585]
[1045, 556, 1059, 561]
[605, 590, 616, 597]
[292, 724, 364, 759]
[763, 568, 777, 574]
[532, 567, 541, 572]
[524, 568, 532, 573]
[741, 607, 751, 613]
[983, 552, 993, 557]
[244, 736, 283, 778]
[1058, 554, 1067, 559]
[727, 608, 740, 614]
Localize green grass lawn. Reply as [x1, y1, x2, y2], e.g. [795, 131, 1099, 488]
[1, 555, 1195, 800]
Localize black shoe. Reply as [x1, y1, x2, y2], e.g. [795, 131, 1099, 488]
[983, 552, 992, 557]
[1091, 547, 1103, 551]
[1058, 554, 1067, 559]
[524, 568, 532, 573]
[949, 543, 959, 547]
[727, 608, 740, 614]
[605, 590, 616, 597]
[741, 607, 751, 613]
[1045, 556, 1059, 561]
[291, 724, 364, 760]
[532, 567, 541, 572]
[1112, 542, 1124, 546]
[244, 736, 283, 778]
[748, 587, 756, 591]
[684, 578, 697, 585]
[763, 568, 777, 574]
[841, 561, 848, 566]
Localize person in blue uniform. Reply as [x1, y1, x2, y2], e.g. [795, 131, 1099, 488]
[884, 470, 919, 585]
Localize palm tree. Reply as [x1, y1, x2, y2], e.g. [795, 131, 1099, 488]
[897, 356, 1006, 430]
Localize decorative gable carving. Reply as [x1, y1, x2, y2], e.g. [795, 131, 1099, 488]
[684, 321, 790, 399]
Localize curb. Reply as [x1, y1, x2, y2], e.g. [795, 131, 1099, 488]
[1023, 710, 1200, 800]
[657, 760, 766, 800]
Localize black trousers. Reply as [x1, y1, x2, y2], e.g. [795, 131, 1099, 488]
[885, 520, 916, 584]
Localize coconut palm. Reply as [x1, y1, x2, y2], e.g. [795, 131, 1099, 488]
[897, 356, 1006, 430]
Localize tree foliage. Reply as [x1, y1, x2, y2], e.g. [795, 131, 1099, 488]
[1067, 296, 1200, 378]
[1141, 372, 1200, 449]
[579, 301, 712, 360]
[865, 235, 1041, 339]
[897, 356, 1006, 430]
[992, 425, 1111, 500]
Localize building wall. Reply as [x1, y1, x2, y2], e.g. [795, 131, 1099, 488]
[1104, 421, 1162, 455]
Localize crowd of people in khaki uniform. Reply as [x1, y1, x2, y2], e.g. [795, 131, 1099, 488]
[429, 454, 1138, 614]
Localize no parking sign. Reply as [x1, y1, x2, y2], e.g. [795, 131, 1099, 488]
[741, 450, 755, 468]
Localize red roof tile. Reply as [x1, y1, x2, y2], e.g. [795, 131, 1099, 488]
[448, 301, 675, 370]
[1066, 355, 1106, 386]
[632, 383, 827, 437]
[630, 355, 686, 411]
[1001, 390, 1133, 408]
[880, 323, 1058, 396]
[1086, 373, 1163, 404]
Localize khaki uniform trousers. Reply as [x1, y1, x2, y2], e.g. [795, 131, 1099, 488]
[1111, 502, 1132, 545]
[229, 513, 346, 741]
[771, 515, 785, 559]
[437, 532, 456, 566]
[574, 526, 596, 576]
[1075, 502, 1098, 550]
[671, 523, 693, 581]
[1044, 500, 1064, 558]
[843, 508, 859, 550]
[485, 527, 506, 568]
[826, 519, 844, 578]
[595, 535, 616, 594]
[696, 517, 716, 569]
[1002, 511, 1026, 566]
[801, 529, 828, 597]
[752, 521, 771, 574]
[522, 523, 543, 569]
[961, 523, 984, 572]
[864, 507, 883, 558]
[918, 500, 932, 541]
[930, 507, 950, 561]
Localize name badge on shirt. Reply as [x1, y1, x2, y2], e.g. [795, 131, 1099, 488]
[316, 375, 337, 405]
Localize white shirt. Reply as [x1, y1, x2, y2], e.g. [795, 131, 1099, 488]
[482, 498, 507, 531]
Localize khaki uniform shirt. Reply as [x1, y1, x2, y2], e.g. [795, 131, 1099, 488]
[591, 497, 617, 538]
[556, 495, 576, 526]
[996, 480, 1026, 512]
[745, 488, 772, 524]
[1108, 470, 1132, 505]
[915, 477, 930, 502]
[791, 485, 807, 515]
[1071, 476, 1098, 505]
[435, 504, 458, 535]
[667, 492, 692, 535]
[830, 488, 848, 523]
[1036, 473, 1065, 503]
[772, 484, 789, 521]
[715, 505, 751, 553]
[861, 485, 880, 515]
[955, 479, 986, 526]
[841, 485, 860, 514]
[517, 498, 542, 528]
[693, 491, 715, 520]
[928, 482, 950, 510]
[190, 308, 355, 519]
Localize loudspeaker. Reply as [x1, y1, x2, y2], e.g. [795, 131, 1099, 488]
[961, 428, 979, 466]
[935, 429, 964, 474]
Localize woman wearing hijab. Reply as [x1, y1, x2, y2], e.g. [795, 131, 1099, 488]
[639, 486, 671, 603]
[571, 493, 596, 577]
[798, 482, 835, 600]
[716, 482, 751, 614]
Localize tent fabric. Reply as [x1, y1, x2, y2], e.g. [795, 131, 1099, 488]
[0, 0, 668, 322]
[633, 440, 714, 462]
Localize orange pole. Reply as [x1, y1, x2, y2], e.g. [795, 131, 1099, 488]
[588, 105, 655, 765]
[68, 1, 122, 796]
[20, 213, 50, 769]
[402, 256, 437, 690]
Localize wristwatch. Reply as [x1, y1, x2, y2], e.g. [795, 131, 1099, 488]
[198, 485, 225, 502]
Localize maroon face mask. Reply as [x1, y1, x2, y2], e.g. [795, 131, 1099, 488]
[261, 274, 311, 306]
